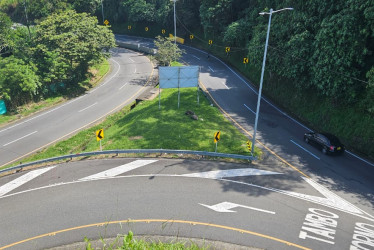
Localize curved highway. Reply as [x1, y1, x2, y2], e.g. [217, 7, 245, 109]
[0, 36, 373, 249]
[0, 47, 154, 168]
[0, 158, 373, 249]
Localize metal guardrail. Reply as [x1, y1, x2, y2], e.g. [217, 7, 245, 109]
[0, 149, 254, 175]
[116, 41, 157, 55]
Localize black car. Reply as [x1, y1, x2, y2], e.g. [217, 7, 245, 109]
[304, 132, 345, 155]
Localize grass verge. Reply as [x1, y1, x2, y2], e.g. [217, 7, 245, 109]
[85, 231, 208, 250]
[113, 24, 374, 159]
[6, 87, 258, 169]
[0, 58, 110, 126]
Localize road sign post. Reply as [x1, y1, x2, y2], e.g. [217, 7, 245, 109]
[96, 129, 104, 151]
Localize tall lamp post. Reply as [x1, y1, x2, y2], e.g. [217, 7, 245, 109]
[251, 7, 293, 155]
[101, 0, 105, 24]
[172, 0, 177, 46]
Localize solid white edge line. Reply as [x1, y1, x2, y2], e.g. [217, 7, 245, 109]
[290, 140, 320, 160]
[78, 102, 98, 113]
[1, 174, 373, 222]
[3, 131, 38, 147]
[184, 45, 374, 167]
[0, 58, 121, 134]
[208, 66, 214, 72]
[244, 104, 256, 115]
[0, 166, 55, 196]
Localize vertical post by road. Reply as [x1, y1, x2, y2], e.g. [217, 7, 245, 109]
[101, 0, 105, 24]
[23, 0, 31, 40]
[251, 7, 293, 155]
[172, 0, 177, 61]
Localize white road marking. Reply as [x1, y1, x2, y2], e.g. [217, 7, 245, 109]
[0, 166, 55, 196]
[208, 66, 214, 72]
[129, 57, 135, 62]
[3, 131, 38, 147]
[78, 102, 98, 113]
[290, 140, 320, 160]
[244, 104, 256, 115]
[1, 170, 373, 222]
[221, 81, 229, 89]
[192, 55, 200, 60]
[89, 58, 121, 93]
[119, 82, 128, 90]
[134, 67, 137, 73]
[200, 201, 275, 214]
[181, 168, 282, 179]
[0, 96, 84, 134]
[80, 160, 158, 180]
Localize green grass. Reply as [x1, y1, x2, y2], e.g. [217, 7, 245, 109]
[114, 25, 374, 159]
[8, 87, 258, 167]
[85, 231, 209, 250]
[0, 59, 110, 126]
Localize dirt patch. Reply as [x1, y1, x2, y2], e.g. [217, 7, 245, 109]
[129, 136, 143, 140]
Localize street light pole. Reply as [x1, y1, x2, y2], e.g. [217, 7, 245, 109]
[101, 0, 105, 24]
[172, 0, 177, 46]
[251, 7, 293, 155]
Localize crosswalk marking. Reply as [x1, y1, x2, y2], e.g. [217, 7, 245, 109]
[181, 168, 282, 179]
[0, 166, 56, 197]
[79, 160, 158, 181]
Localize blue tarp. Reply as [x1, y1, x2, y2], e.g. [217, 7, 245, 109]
[0, 100, 6, 115]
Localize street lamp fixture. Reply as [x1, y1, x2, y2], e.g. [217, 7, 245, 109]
[251, 7, 293, 155]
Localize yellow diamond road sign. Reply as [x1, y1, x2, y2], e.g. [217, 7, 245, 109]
[214, 131, 221, 143]
[104, 20, 109, 25]
[208, 40, 213, 45]
[243, 57, 249, 64]
[225, 47, 230, 53]
[96, 129, 104, 141]
[246, 140, 252, 151]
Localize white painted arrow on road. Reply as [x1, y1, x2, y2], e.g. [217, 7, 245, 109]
[200, 201, 275, 214]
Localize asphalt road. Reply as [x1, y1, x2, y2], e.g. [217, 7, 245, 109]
[0, 47, 154, 167]
[0, 159, 373, 249]
[115, 34, 374, 213]
[0, 36, 373, 249]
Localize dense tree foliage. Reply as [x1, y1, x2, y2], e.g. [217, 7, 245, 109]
[0, 7, 115, 109]
[154, 35, 184, 66]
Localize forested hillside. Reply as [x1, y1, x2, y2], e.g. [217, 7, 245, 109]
[1, 0, 373, 157]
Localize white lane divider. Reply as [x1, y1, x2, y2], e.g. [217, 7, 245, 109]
[119, 82, 128, 90]
[80, 159, 158, 181]
[0, 166, 55, 196]
[78, 102, 98, 113]
[208, 66, 214, 72]
[290, 140, 320, 160]
[181, 168, 281, 179]
[244, 104, 256, 115]
[192, 55, 200, 60]
[3, 131, 38, 147]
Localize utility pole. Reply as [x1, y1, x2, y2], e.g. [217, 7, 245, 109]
[23, 0, 31, 40]
[101, 0, 105, 24]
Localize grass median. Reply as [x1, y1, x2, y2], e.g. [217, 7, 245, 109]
[5, 87, 258, 169]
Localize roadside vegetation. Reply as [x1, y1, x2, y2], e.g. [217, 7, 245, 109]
[8, 85, 257, 168]
[0, 58, 109, 125]
[1, 0, 373, 158]
[84, 231, 208, 250]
